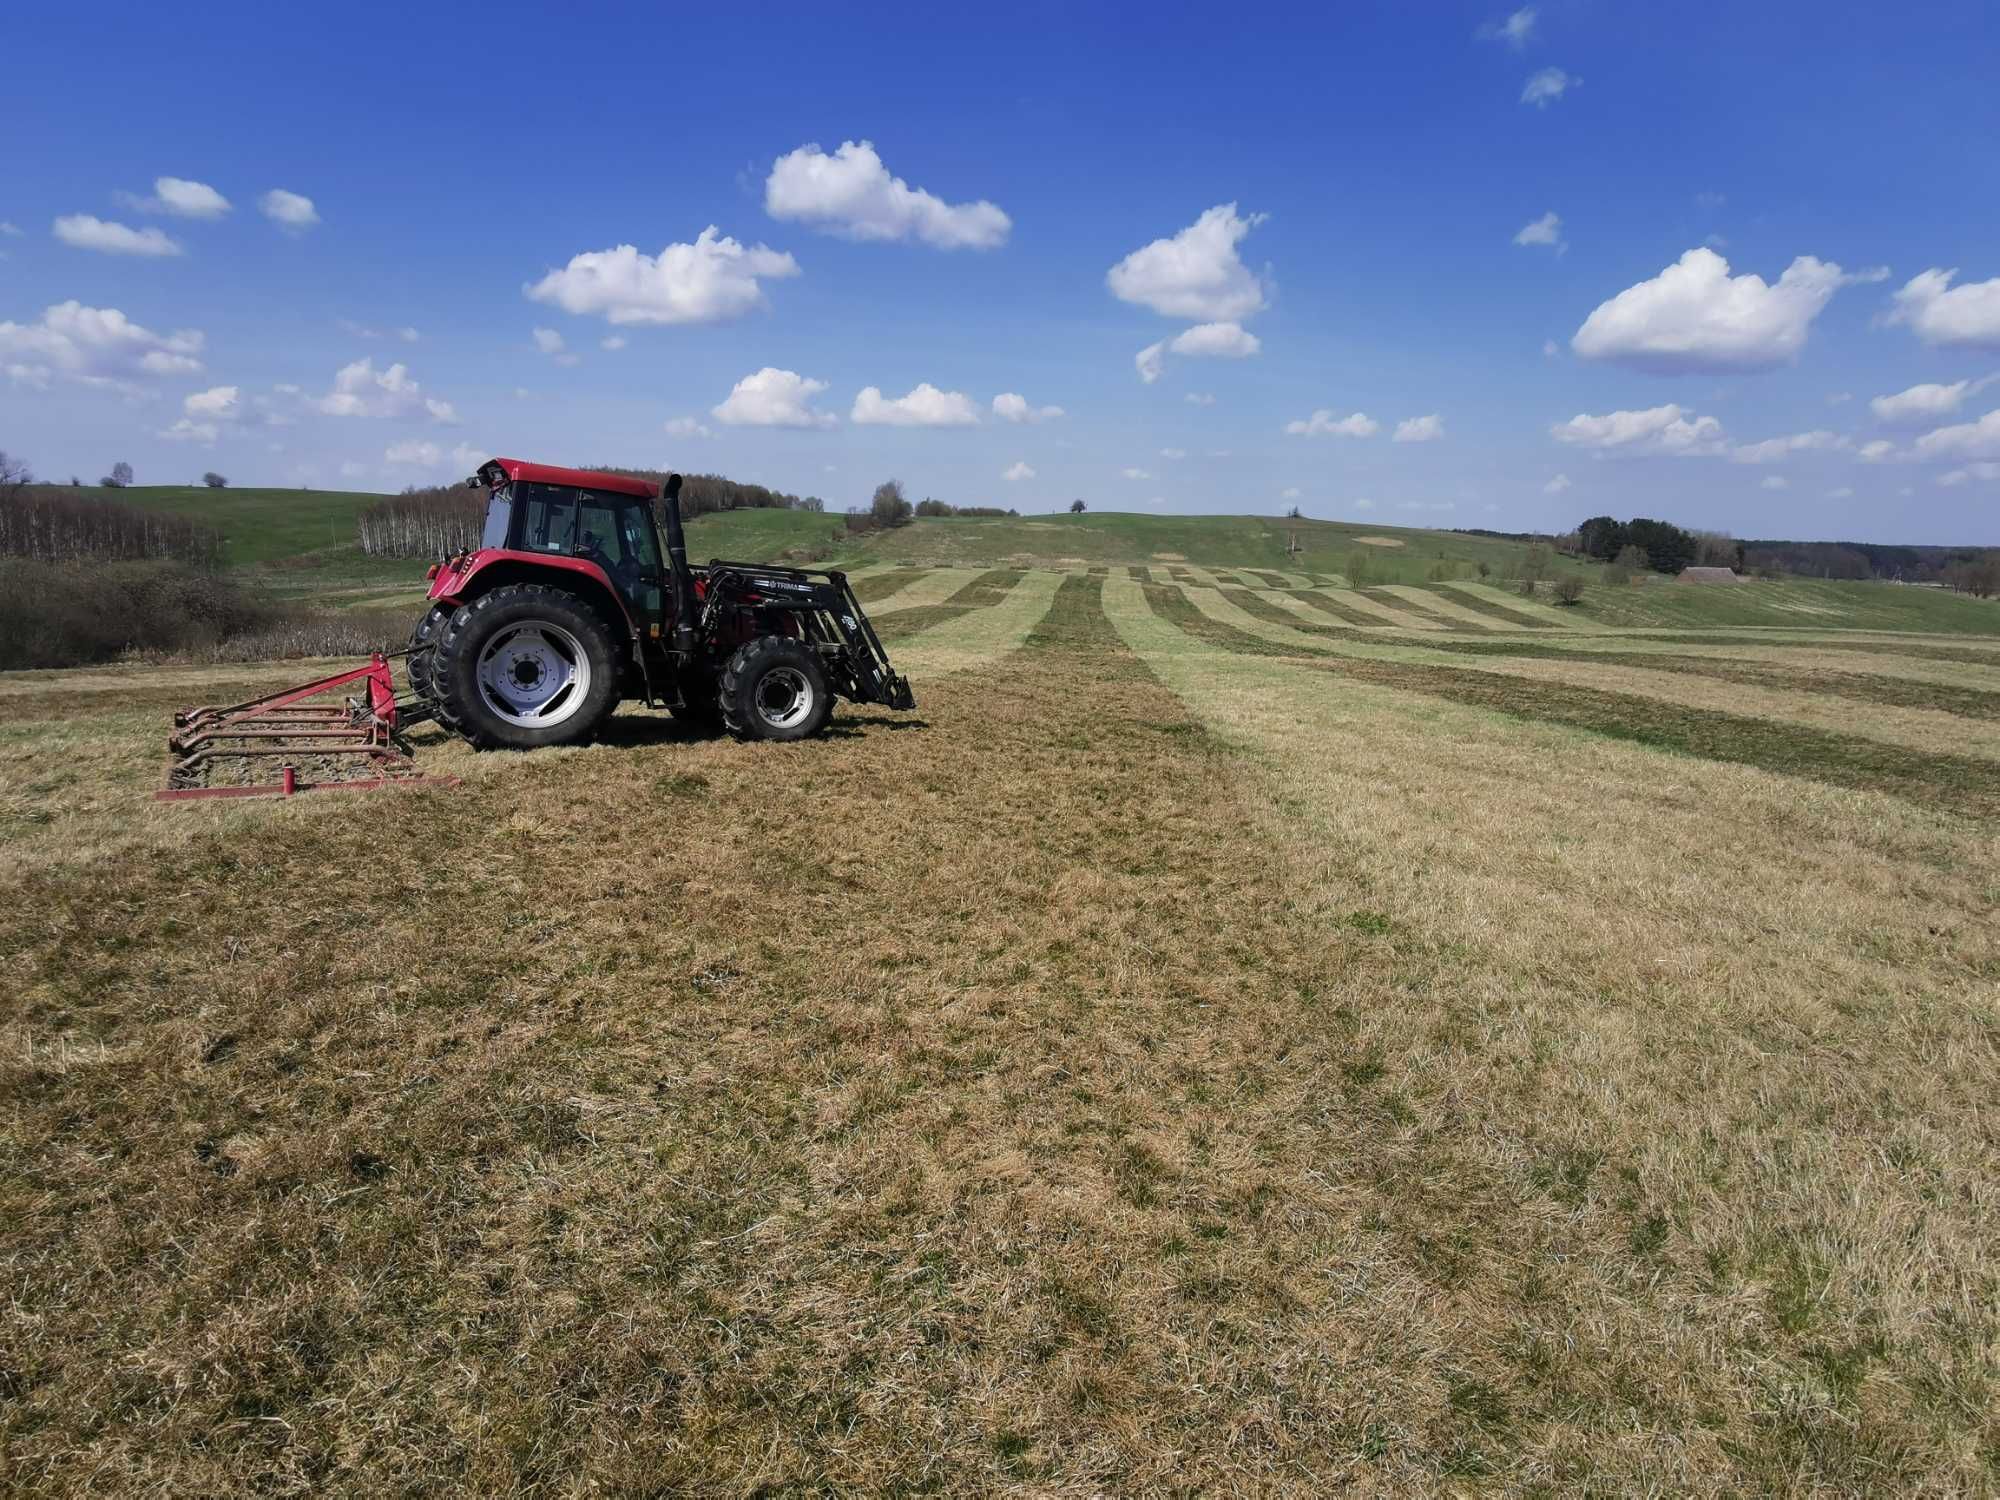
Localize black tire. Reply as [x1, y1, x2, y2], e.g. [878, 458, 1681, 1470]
[406, 604, 451, 701]
[719, 635, 834, 742]
[431, 584, 621, 749]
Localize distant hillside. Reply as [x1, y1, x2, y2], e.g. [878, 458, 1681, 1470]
[66, 484, 382, 567]
[839, 512, 1594, 583]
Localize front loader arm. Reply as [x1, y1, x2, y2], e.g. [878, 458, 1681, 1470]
[701, 561, 916, 711]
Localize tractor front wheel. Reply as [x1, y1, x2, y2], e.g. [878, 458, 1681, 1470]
[431, 584, 620, 749]
[719, 635, 833, 742]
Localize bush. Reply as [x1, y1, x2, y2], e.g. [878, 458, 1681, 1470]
[1552, 576, 1585, 606]
[1070, 498, 1087, 514]
[0, 558, 280, 669]
[1518, 579, 1536, 598]
[871, 480, 913, 529]
[1344, 549, 1374, 589]
[202, 471, 229, 489]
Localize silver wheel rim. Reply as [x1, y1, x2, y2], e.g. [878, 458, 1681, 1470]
[755, 666, 814, 730]
[477, 621, 592, 728]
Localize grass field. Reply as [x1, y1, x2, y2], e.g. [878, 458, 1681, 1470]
[3, 559, 1997, 1494]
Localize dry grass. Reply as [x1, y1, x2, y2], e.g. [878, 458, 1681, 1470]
[3, 568, 1998, 1493]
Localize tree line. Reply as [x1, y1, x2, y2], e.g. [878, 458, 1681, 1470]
[0, 452, 222, 566]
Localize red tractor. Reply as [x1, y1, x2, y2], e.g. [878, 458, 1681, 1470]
[405, 458, 915, 748]
[159, 459, 913, 799]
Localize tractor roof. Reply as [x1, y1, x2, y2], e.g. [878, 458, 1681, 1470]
[480, 457, 657, 499]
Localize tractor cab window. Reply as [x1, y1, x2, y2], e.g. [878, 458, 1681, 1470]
[577, 493, 653, 607]
[480, 485, 513, 551]
[517, 484, 579, 554]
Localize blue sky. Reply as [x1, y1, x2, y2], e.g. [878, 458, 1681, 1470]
[5, 1, 1998, 542]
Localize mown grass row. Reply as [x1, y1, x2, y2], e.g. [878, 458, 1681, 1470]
[1146, 583, 2000, 820]
[850, 566, 931, 604]
[873, 568, 1026, 640]
[1431, 585, 1559, 629]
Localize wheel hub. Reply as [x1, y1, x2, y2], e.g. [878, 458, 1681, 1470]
[477, 621, 591, 727]
[756, 666, 814, 729]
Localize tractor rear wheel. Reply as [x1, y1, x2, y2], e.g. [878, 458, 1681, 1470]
[431, 584, 620, 749]
[719, 635, 833, 742]
[406, 604, 450, 701]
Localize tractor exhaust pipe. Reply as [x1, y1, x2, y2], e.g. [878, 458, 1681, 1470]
[660, 472, 697, 655]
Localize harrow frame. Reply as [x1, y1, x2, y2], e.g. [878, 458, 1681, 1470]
[158, 653, 459, 802]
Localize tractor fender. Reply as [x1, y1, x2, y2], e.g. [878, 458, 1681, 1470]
[428, 549, 637, 639]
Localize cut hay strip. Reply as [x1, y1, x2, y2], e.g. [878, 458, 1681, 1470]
[850, 566, 933, 604]
[896, 569, 1066, 676]
[1137, 580, 2000, 819]
[1366, 586, 1496, 632]
[1430, 585, 1563, 630]
[1288, 590, 1408, 628]
[874, 568, 1026, 641]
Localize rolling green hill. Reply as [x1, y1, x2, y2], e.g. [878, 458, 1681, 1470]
[46, 486, 2000, 637]
[95, 484, 385, 566]
[845, 511, 1594, 582]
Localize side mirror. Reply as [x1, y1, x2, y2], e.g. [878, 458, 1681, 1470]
[463, 474, 481, 489]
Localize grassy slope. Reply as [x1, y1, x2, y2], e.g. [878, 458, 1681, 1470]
[854, 510, 1594, 582]
[97, 485, 385, 567]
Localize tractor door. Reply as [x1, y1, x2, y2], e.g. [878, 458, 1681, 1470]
[576, 493, 663, 625]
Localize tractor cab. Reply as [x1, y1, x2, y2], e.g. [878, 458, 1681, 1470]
[456, 459, 670, 628]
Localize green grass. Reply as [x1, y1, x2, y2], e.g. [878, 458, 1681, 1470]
[100, 485, 385, 567]
[1566, 575, 2000, 634]
[852, 511, 1592, 582]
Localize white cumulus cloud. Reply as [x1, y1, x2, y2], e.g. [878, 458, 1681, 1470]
[1513, 211, 1563, 250]
[313, 358, 456, 422]
[712, 368, 836, 428]
[260, 189, 319, 229]
[1938, 462, 2000, 487]
[158, 418, 218, 444]
[664, 416, 711, 438]
[1107, 204, 1269, 322]
[992, 391, 1064, 423]
[1170, 321, 1261, 358]
[764, 140, 1009, 250]
[53, 215, 181, 256]
[129, 176, 231, 219]
[1285, 409, 1379, 438]
[526, 228, 798, 326]
[1870, 378, 1993, 424]
[1887, 269, 2000, 351]
[184, 385, 239, 419]
[1730, 429, 1843, 464]
[0, 301, 204, 391]
[1479, 7, 1538, 46]
[851, 382, 980, 426]
[1394, 414, 1444, 443]
[1913, 409, 2000, 462]
[1002, 461, 1036, 482]
[1521, 67, 1577, 106]
[1572, 248, 1855, 373]
[1858, 439, 1895, 462]
[1135, 341, 1167, 384]
[1544, 473, 1571, 494]
[1550, 403, 1725, 455]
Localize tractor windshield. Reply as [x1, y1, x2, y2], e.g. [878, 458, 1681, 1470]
[480, 485, 513, 550]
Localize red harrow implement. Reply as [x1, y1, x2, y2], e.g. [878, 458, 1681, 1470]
[159, 653, 459, 801]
